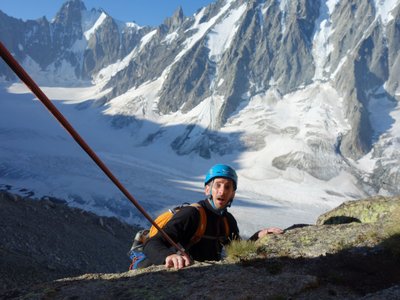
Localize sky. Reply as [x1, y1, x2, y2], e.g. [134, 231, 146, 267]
[0, 0, 216, 26]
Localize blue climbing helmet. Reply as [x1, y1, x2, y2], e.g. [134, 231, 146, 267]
[204, 164, 238, 191]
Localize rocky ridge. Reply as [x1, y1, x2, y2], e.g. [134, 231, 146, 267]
[0, 192, 399, 299]
[0, 191, 139, 294]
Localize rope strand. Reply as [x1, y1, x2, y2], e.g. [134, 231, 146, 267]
[0, 41, 189, 259]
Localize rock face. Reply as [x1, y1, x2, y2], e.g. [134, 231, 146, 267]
[316, 196, 398, 225]
[1, 193, 399, 299]
[257, 196, 399, 259]
[0, 191, 139, 293]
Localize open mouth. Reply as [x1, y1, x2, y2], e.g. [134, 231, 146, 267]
[215, 198, 226, 205]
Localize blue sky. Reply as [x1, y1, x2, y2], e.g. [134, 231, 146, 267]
[0, 0, 216, 26]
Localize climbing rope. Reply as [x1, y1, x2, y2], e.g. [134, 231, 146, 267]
[0, 41, 189, 259]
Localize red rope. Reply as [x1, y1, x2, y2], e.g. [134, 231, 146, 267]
[0, 41, 188, 259]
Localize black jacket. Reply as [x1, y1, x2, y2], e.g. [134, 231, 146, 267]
[143, 199, 240, 264]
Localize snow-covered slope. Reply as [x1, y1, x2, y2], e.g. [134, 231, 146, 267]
[0, 79, 381, 237]
[1, 0, 400, 237]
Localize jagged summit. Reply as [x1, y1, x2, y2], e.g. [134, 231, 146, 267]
[163, 5, 184, 30]
[53, 0, 87, 22]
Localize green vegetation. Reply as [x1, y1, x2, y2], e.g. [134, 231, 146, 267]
[225, 239, 259, 262]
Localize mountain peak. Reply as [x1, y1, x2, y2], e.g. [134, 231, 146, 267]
[163, 5, 184, 30]
[53, 0, 86, 24]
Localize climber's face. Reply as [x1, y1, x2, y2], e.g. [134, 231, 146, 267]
[205, 177, 235, 209]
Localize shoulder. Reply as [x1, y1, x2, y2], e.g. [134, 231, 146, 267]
[159, 204, 202, 236]
[225, 211, 237, 224]
[170, 203, 202, 223]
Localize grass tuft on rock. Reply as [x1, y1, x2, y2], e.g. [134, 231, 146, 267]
[225, 239, 259, 262]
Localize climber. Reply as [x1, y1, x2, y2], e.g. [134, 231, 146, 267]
[133, 164, 283, 269]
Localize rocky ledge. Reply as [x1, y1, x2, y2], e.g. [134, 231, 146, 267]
[0, 191, 139, 295]
[0, 192, 399, 299]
